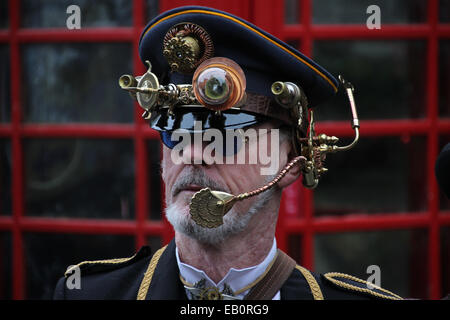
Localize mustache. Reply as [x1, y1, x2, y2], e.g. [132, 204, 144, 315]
[171, 167, 229, 198]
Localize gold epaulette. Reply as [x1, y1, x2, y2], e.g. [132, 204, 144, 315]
[295, 265, 324, 300]
[137, 245, 167, 300]
[64, 252, 140, 278]
[323, 272, 403, 300]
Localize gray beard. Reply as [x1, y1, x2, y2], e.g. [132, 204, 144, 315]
[164, 169, 277, 245]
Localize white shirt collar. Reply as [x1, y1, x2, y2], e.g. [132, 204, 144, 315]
[176, 238, 278, 300]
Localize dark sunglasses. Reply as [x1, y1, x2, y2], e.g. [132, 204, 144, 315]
[159, 124, 286, 157]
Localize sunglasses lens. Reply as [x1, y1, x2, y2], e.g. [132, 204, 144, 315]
[160, 131, 179, 149]
[223, 133, 243, 156]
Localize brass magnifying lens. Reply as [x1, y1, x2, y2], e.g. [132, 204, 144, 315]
[192, 57, 246, 111]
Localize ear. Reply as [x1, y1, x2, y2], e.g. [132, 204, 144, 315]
[277, 139, 302, 189]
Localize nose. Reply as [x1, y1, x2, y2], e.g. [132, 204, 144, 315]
[182, 138, 204, 165]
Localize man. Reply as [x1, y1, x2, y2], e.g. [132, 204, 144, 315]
[54, 6, 402, 300]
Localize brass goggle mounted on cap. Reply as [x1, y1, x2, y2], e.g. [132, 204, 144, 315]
[119, 56, 246, 117]
[119, 24, 360, 228]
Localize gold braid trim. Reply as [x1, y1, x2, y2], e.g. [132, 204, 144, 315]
[295, 265, 324, 300]
[136, 245, 168, 300]
[64, 255, 138, 278]
[323, 272, 403, 300]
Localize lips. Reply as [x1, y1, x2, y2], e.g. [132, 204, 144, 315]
[177, 184, 203, 195]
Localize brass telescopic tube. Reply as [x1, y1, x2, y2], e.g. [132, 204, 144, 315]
[118, 74, 137, 89]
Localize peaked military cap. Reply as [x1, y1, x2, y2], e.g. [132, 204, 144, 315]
[137, 5, 339, 133]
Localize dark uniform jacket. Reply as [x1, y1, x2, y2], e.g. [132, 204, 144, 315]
[53, 239, 402, 300]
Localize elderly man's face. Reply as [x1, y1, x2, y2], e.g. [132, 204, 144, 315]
[161, 121, 290, 243]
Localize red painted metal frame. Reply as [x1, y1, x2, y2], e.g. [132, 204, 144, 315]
[0, 0, 172, 300]
[0, 0, 449, 299]
[249, 0, 450, 299]
[271, 0, 450, 300]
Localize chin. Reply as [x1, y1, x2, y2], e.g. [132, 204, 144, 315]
[171, 195, 192, 216]
[165, 200, 249, 246]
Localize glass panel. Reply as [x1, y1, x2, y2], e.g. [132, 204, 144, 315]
[0, 139, 11, 215]
[24, 139, 135, 219]
[439, 136, 450, 211]
[146, 0, 160, 22]
[439, 40, 450, 118]
[0, 45, 10, 122]
[286, 39, 300, 51]
[21, 43, 133, 123]
[441, 227, 450, 298]
[440, 0, 450, 22]
[0, 232, 12, 300]
[24, 233, 135, 299]
[313, 40, 426, 120]
[0, 0, 7, 29]
[147, 139, 162, 220]
[287, 233, 302, 264]
[314, 136, 427, 215]
[313, 0, 427, 24]
[21, 0, 132, 28]
[315, 229, 429, 299]
[285, 0, 299, 24]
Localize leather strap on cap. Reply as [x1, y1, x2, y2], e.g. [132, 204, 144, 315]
[242, 93, 294, 126]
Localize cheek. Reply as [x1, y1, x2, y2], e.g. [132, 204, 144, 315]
[161, 148, 180, 195]
[220, 164, 266, 213]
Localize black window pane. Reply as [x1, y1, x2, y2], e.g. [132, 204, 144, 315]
[0, 232, 12, 299]
[0, 45, 10, 123]
[146, 0, 160, 22]
[147, 235, 162, 251]
[286, 39, 301, 51]
[441, 227, 450, 298]
[21, 0, 132, 28]
[313, 0, 427, 24]
[0, 139, 11, 215]
[24, 233, 135, 299]
[24, 139, 135, 219]
[287, 233, 302, 264]
[313, 40, 426, 120]
[315, 229, 429, 299]
[439, 136, 450, 211]
[285, 0, 299, 24]
[21, 43, 133, 123]
[314, 136, 427, 215]
[440, 0, 450, 22]
[147, 139, 162, 220]
[0, 0, 7, 29]
[439, 40, 450, 118]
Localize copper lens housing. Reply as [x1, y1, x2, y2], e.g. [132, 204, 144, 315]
[192, 57, 246, 111]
